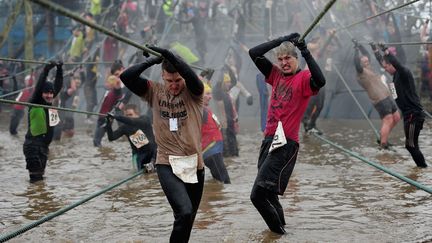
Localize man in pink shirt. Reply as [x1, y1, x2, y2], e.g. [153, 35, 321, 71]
[248, 33, 326, 234]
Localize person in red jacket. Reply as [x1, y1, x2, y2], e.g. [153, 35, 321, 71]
[201, 82, 230, 184]
[10, 73, 35, 135]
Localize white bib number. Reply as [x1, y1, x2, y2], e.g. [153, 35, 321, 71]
[129, 129, 149, 149]
[169, 154, 198, 183]
[269, 121, 287, 153]
[169, 118, 178, 131]
[388, 82, 398, 99]
[48, 109, 60, 127]
[211, 113, 221, 127]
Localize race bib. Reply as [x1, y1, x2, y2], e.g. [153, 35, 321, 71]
[169, 118, 178, 131]
[211, 113, 221, 127]
[129, 129, 149, 149]
[388, 82, 398, 99]
[228, 86, 241, 101]
[269, 121, 287, 153]
[48, 109, 60, 127]
[169, 154, 198, 183]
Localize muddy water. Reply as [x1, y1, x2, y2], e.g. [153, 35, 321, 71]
[0, 112, 431, 242]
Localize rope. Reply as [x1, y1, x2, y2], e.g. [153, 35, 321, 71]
[0, 86, 34, 99]
[358, 41, 432, 46]
[332, 63, 381, 140]
[337, 0, 420, 31]
[29, 0, 208, 72]
[0, 98, 105, 117]
[0, 57, 113, 65]
[299, 0, 338, 42]
[312, 133, 432, 194]
[0, 170, 143, 242]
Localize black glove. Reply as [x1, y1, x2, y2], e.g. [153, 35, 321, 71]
[279, 32, 300, 43]
[142, 50, 150, 58]
[106, 112, 115, 124]
[292, 37, 307, 51]
[146, 45, 170, 56]
[377, 42, 387, 51]
[246, 95, 253, 106]
[56, 60, 63, 68]
[369, 42, 378, 52]
[45, 61, 56, 70]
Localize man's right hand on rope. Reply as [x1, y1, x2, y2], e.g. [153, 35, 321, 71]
[45, 61, 56, 70]
[369, 42, 378, 52]
[278, 33, 300, 43]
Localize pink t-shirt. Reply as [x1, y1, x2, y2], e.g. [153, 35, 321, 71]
[264, 66, 317, 142]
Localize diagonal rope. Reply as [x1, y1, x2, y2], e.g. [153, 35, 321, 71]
[0, 57, 113, 65]
[0, 170, 143, 242]
[313, 133, 432, 194]
[337, 0, 420, 31]
[299, 0, 338, 42]
[0, 98, 106, 117]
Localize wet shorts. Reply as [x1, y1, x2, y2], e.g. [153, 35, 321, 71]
[255, 137, 299, 195]
[374, 96, 398, 119]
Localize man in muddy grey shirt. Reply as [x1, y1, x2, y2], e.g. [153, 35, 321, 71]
[120, 48, 204, 242]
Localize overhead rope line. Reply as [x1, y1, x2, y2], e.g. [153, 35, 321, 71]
[299, 0, 338, 42]
[332, 63, 381, 140]
[0, 170, 143, 242]
[337, 0, 420, 31]
[29, 0, 209, 72]
[0, 57, 113, 65]
[0, 86, 34, 99]
[358, 41, 432, 46]
[0, 98, 106, 117]
[312, 133, 432, 194]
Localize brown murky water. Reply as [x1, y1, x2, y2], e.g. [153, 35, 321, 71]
[0, 112, 431, 242]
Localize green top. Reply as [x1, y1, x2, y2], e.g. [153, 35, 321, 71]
[29, 107, 47, 136]
[69, 32, 85, 58]
[90, 0, 101, 16]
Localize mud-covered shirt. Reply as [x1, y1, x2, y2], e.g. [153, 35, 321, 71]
[142, 81, 204, 169]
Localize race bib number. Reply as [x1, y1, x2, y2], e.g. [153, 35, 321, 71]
[48, 109, 60, 127]
[169, 154, 198, 183]
[388, 82, 398, 99]
[211, 113, 221, 127]
[269, 121, 287, 153]
[169, 118, 178, 131]
[129, 129, 149, 149]
[228, 86, 241, 101]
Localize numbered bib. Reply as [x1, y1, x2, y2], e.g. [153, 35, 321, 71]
[169, 118, 178, 131]
[129, 129, 149, 149]
[269, 121, 287, 153]
[388, 82, 398, 99]
[48, 109, 60, 127]
[169, 154, 198, 183]
[228, 86, 241, 101]
[211, 113, 221, 127]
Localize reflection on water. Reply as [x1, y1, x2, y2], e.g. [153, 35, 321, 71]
[0, 115, 431, 242]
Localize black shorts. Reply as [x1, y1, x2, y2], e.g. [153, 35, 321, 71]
[374, 96, 398, 119]
[255, 137, 299, 195]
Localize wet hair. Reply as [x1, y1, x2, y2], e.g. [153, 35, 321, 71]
[110, 60, 124, 74]
[162, 59, 178, 73]
[124, 104, 139, 114]
[274, 41, 298, 58]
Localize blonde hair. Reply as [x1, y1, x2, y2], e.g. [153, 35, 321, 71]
[203, 82, 212, 93]
[274, 41, 298, 58]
